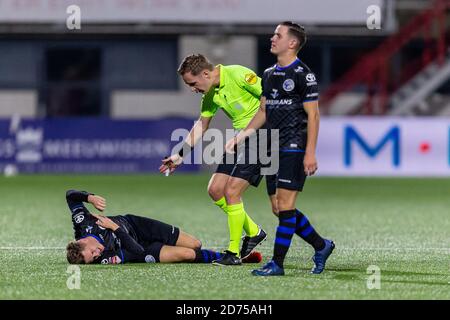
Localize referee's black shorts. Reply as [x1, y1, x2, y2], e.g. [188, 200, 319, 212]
[215, 129, 267, 187]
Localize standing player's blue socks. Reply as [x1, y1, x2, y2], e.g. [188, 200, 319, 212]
[272, 209, 297, 268]
[194, 249, 223, 263]
[295, 209, 325, 251]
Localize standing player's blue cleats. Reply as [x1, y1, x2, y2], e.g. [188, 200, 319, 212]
[251, 260, 285, 276]
[311, 239, 335, 274]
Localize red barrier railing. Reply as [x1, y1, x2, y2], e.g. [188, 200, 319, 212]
[321, 0, 450, 115]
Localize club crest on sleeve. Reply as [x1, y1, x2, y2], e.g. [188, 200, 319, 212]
[283, 79, 295, 92]
[245, 73, 257, 85]
[145, 255, 156, 263]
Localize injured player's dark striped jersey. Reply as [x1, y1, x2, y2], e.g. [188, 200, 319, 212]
[261, 58, 319, 150]
[66, 190, 146, 264]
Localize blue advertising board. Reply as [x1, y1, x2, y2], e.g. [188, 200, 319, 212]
[0, 117, 198, 173]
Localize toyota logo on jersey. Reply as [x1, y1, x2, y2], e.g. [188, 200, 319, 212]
[306, 73, 316, 82]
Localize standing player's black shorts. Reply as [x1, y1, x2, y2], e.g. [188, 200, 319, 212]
[124, 214, 180, 262]
[215, 128, 267, 187]
[265, 151, 308, 194]
[277, 151, 307, 191]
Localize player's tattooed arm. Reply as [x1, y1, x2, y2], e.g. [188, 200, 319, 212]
[303, 101, 320, 176]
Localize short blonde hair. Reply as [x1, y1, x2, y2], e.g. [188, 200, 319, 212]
[177, 54, 214, 76]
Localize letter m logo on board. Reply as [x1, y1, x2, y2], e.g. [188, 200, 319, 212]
[344, 126, 400, 167]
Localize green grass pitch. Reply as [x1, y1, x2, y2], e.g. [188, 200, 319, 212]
[0, 174, 449, 300]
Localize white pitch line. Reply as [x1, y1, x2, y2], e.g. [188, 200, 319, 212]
[0, 246, 448, 252]
[209, 246, 450, 252]
[336, 247, 450, 252]
[0, 247, 65, 250]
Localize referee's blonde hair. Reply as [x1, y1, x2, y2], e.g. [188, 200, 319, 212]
[178, 54, 214, 76]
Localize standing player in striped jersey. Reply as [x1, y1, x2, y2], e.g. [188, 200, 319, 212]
[226, 22, 335, 276]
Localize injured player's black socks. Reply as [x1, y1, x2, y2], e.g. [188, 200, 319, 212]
[272, 209, 297, 268]
[295, 209, 325, 251]
[194, 249, 223, 263]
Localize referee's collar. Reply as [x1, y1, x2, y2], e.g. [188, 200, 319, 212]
[217, 64, 225, 89]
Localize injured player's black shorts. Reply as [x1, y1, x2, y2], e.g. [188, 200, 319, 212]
[124, 215, 180, 262]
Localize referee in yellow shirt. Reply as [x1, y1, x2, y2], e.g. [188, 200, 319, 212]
[159, 54, 268, 265]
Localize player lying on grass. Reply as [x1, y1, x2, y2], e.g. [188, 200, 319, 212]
[65, 189, 262, 265]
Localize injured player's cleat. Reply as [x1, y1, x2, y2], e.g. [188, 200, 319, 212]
[240, 227, 267, 259]
[251, 260, 285, 276]
[241, 251, 262, 264]
[311, 239, 335, 274]
[212, 250, 242, 266]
